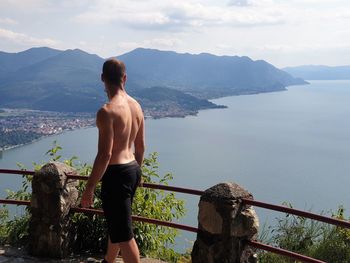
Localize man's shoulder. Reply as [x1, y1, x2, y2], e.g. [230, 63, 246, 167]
[97, 104, 112, 119]
[127, 94, 140, 104]
[127, 95, 142, 109]
[99, 103, 111, 113]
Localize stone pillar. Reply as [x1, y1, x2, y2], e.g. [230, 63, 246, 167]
[29, 162, 79, 258]
[191, 182, 259, 263]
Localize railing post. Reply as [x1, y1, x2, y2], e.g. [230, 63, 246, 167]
[29, 162, 79, 258]
[191, 182, 259, 263]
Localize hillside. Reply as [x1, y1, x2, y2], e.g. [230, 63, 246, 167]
[0, 47, 307, 115]
[0, 48, 104, 111]
[283, 65, 350, 80]
[120, 48, 308, 99]
[132, 86, 226, 118]
[0, 47, 61, 72]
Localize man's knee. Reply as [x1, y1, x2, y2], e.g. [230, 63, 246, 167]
[118, 238, 136, 249]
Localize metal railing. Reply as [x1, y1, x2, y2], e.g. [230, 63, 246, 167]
[2, 168, 348, 263]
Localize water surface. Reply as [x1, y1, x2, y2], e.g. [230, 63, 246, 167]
[1, 80, 350, 250]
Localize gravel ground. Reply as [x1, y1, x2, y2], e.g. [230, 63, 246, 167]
[0, 246, 167, 263]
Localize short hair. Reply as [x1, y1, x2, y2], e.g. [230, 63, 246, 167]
[102, 58, 126, 86]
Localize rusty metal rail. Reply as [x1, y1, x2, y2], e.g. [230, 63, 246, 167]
[246, 240, 326, 263]
[71, 207, 199, 233]
[0, 169, 35, 176]
[0, 198, 198, 233]
[242, 198, 350, 229]
[0, 168, 345, 263]
[0, 199, 30, 206]
[0, 169, 205, 196]
[0, 198, 327, 263]
[67, 173, 204, 196]
[2, 168, 349, 230]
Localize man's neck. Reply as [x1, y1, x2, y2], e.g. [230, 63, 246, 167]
[107, 85, 126, 100]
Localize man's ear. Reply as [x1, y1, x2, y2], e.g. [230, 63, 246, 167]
[123, 74, 127, 84]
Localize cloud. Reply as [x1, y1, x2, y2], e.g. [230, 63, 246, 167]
[0, 0, 92, 15]
[74, 2, 195, 30]
[258, 44, 350, 53]
[117, 38, 183, 50]
[74, 0, 286, 30]
[2, 0, 350, 66]
[144, 38, 183, 47]
[0, 0, 50, 12]
[0, 28, 58, 46]
[227, 0, 275, 7]
[0, 18, 18, 25]
[228, 0, 252, 7]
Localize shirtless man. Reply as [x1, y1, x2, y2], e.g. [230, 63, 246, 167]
[81, 58, 145, 263]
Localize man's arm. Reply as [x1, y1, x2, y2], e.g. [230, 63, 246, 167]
[81, 107, 113, 207]
[134, 115, 145, 166]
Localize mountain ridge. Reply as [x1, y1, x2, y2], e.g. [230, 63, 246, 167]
[0, 47, 307, 116]
[0, 47, 62, 73]
[118, 48, 307, 97]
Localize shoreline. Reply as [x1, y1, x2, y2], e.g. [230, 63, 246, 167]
[0, 125, 95, 153]
[1, 84, 308, 152]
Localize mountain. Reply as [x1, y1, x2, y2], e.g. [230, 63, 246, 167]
[0, 48, 105, 111]
[0, 47, 61, 76]
[283, 65, 350, 80]
[119, 48, 307, 98]
[0, 47, 307, 115]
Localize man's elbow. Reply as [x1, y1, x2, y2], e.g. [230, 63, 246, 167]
[96, 152, 112, 162]
[135, 143, 145, 154]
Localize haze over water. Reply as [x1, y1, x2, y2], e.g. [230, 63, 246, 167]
[1, 80, 350, 248]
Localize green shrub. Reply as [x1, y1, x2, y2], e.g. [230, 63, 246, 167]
[258, 205, 350, 263]
[0, 207, 9, 244]
[309, 207, 350, 262]
[0, 142, 186, 262]
[132, 152, 186, 261]
[0, 162, 33, 246]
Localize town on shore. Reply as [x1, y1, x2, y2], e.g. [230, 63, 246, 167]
[0, 106, 210, 151]
[0, 109, 95, 150]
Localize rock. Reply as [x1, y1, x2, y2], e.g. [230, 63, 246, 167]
[192, 182, 259, 263]
[198, 201, 222, 234]
[29, 162, 79, 258]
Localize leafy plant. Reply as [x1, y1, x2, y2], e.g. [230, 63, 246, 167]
[1, 142, 186, 262]
[0, 206, 9, 244]
[309, 207, 350, 262]
[133, 152, 186, 261]
[258, 205, 350, 263]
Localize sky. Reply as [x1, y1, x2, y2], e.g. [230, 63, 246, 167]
[0, 0, 350, 67]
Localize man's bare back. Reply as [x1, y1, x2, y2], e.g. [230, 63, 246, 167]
[100, 93, 144, 165]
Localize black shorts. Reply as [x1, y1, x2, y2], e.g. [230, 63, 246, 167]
[101, 160, 141, 243]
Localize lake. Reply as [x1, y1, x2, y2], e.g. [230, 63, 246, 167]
[1, 80, 350, 251]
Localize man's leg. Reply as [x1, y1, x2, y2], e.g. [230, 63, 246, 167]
[118, 238, 140, 263]
[105, 237, 120, 263]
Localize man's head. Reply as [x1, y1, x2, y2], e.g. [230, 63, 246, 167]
[101, 58, 126, 88]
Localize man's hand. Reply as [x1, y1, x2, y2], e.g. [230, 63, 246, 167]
[81, 187, 94, 208]
[138, 176, 144, 187]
